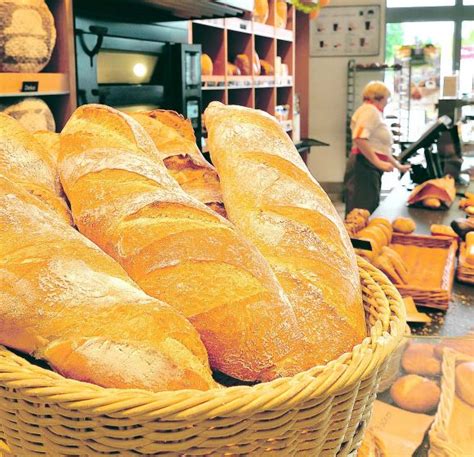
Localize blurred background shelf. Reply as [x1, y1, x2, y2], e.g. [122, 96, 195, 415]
[191, 0, 309, 143]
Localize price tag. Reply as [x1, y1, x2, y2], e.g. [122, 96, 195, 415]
[21, 81, 39, 92]
[351, 238, 372, 251]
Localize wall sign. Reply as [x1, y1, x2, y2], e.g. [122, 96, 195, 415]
[310, 5, 381, 57]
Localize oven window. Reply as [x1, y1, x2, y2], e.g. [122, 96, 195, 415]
[97, 50, 159, 84]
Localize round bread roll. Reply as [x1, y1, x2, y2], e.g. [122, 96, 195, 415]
[390, 374, 440, 413]
[0, 0, 56, 73]
[370, 217, 392, 230]
[423, 198, 442, 209]
[456, 362, 474, 406]
[1, 97, 55, 132]
[402, 343, 441, 376]
[392, 217, 416, 234]
[201, 53, 213, 76]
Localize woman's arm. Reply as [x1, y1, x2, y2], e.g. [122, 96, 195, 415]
[354, 138, 394, 172]
[386, 152, 411, 173]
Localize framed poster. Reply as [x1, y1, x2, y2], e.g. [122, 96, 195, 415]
[310, 5, 381, 57]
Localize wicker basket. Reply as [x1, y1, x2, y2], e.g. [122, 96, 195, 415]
[390, 234, 458, 310]
[0, 258, 406, 456]
[429, 349, 474, 457]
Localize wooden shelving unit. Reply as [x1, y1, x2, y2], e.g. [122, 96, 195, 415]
[191, 0, 309, 141]
[0, 0, 77, 130]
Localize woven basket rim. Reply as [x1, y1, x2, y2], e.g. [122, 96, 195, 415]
[0, 257, 406, 419]
[429, 348, 474, 456]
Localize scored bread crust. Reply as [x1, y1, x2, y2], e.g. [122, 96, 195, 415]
[0, 175, 216, 391]
[0, 114, 71, 224]
[59, 104, 305, 382]
[205, 102, 367, 369]
[130, 111, 226, 217]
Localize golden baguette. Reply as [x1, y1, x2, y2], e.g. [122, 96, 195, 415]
[205, 102, 366, 368]
[130, 110, 226, 217]
[0, 113, 71, 224]
[60, 104, 305, 382]
[0, 175, 215, 391]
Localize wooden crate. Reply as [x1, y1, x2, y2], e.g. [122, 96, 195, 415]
[389, 233, 458, 310]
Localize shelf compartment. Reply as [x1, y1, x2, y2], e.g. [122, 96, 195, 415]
[228, 87, 253, 108]
[202, 89, 226, 112]
[0, 73, 69, 97]
[193, 22, 226, 76]
[255, 86, 275, 114]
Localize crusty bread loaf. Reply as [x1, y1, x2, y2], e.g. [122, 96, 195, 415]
[33, 130, 60, 162]
[0, 114, 71, 224]
[204, 102, 366, 368]
[130, 110, 226, 217]
[60, 104, 306, 382]
[0, 175, 215, 391]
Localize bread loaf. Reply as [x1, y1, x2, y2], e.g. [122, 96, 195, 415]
[0, 113, 71, 224]
[456, 362, 474, 406]
[0, 175, 215, 391]
[1, 97, 56, 132]
[130, 110, 226, 217]
[390, 374, 440, 413]
[204, 102, 366, 368]
[60, 104, 306, 382]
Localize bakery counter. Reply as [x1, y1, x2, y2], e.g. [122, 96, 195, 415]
[372, 177, 474, 337]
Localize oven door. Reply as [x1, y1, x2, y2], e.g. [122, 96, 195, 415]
[76, 34, 166, 111]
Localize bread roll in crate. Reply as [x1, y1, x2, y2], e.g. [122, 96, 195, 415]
[0, 103, 406, 456]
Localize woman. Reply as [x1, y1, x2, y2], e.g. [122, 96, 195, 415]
[344, 81, 410, 214]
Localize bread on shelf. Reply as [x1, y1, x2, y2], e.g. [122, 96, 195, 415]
[0, 0, 56, 73]
[1, 97, 56, 132]
[0, 175, 216, 392]
[130, 110, 226, 217]
[204, 101, 367, 370]
[60, 104, 306, 382]
[0, 113, 71, 224]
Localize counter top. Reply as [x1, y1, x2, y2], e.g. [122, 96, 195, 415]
[372, 177, 473, 338]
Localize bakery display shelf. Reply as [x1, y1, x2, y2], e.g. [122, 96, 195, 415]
[389, 233, 458, 311]
[0, 73, 69, 97]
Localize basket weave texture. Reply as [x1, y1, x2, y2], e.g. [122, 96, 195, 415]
[0, 258, 406, 456]
[429, 349, 474, 457]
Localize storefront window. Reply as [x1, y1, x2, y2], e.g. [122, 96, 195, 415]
[387, 0, 455, 7]
[386, 22, 455, 140]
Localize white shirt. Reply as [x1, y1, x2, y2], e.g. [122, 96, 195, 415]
[351, 103, 393, 156]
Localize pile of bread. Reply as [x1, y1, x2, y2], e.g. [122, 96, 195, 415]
[388, 337, 474, 414]
[0, 102, 368, 392]
[345, 211, 412, 286]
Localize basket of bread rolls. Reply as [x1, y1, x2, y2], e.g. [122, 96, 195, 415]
[0, 103, 405, 456]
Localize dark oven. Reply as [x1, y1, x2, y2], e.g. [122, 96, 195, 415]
[74, 12, 202, 146]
